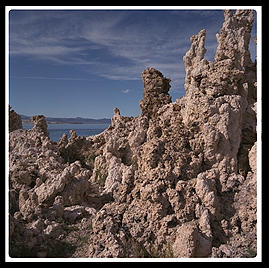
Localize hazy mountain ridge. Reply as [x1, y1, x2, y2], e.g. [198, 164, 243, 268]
[20, 114, 111, 124]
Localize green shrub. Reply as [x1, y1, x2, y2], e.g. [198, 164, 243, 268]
[245, 248, 257, 258]
[95, 168, 108, 186]
[131, 240, 174, 258]
[87, 153, 97, 169]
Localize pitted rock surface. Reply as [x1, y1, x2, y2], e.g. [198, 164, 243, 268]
[9, 10, 257, 258]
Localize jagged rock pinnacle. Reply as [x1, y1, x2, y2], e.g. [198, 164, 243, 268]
[31, 115, 49, 137]
[140, 67, 171, 119]
[215, 9, 254, 69]
[9, 10, 257, 258]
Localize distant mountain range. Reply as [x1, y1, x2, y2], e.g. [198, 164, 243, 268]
[20, 114, 111, 125]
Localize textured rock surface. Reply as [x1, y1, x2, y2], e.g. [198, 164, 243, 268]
[9, 10, 257, 258]
[31, 115, 49, 137]
[9, 105, 22, 132]
[140, 67, 171, 119]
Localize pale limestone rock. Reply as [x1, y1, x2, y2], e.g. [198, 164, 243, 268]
[103, 156, 122, 195]
[127, 116, 147, 148]
[111, 107, 121, 127]
[172, 221, 198, 257]
[198, 209, 212, 239]
[31, 115, 49, 137]
[195, 171, 218, 215]
[34, 165, 72, 205]
[215, 10, 254, 69]
[9, 9, 257, 258]
[183, 29, 208, 92]
[249, 142, 257, 175]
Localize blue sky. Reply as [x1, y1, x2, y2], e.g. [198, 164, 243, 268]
[8, 8, 257, 119]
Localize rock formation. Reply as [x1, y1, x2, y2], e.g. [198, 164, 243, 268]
[9, 105, 22, 132]
[8, 10, 257, 258]
[31, 115, 49, 137]
[140, 67, 171, 119]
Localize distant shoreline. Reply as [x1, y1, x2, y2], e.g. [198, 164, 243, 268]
[21, 115, 111, 125]
[22, 120, 110, 125]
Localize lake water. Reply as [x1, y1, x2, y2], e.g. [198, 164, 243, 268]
[23, 123, 110, 142]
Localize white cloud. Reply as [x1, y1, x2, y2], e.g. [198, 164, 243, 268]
[10, 75, 94, 81]
[11, 44, 83, 57]
[122, 89, 131, 94]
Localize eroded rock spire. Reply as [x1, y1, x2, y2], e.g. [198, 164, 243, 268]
[31, 115, 49, 137]
[140, 67, 171, 119]
[183, 29, 208, 92]
[215, 10, 254, 69]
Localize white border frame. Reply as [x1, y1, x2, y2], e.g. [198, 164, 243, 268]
[5, 5, 262, 262]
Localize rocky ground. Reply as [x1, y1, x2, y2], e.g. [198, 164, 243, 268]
[8, 10, 257, 258]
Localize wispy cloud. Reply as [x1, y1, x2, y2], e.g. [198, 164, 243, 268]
[11, 44, 83, 57]
[9, 9, 227, 92]
[10, 75, 94, 81]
